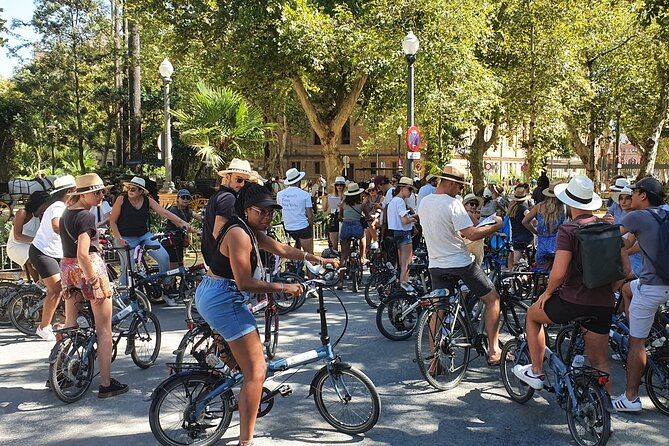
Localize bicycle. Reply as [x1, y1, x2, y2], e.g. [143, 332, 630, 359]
[554, 302, 669, 415]
[501, 318, 614, 446]
[148, 262, 381, 445]
[413, 271, 532, 391]
[47, 288, 162, 403]
[346, 237, 364, 293]
[7, 283, 63, 336]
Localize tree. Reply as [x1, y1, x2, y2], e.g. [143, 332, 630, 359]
[171, 82, 275, 177]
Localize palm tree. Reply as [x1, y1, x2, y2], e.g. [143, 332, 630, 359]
[171, 82, 275, 174]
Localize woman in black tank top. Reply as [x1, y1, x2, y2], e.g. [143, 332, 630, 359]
[194, 183, 339, 446]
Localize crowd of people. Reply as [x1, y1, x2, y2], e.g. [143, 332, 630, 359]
[5, 157, 669, 446]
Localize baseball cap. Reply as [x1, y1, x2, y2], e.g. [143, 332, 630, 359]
[630, 177, 665, 199]
[177, 189, 192, 197]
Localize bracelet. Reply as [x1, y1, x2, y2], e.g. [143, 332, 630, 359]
[88, 277, 99, 285]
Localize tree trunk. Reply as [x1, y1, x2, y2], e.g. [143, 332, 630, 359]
[291, 74, 367, 184]
[128, 17, 142, 167]
[564, 117, 599, 188]
[467, 115, 500, 193]
[113, 0, 124, 167]
[526, 15, 537, 182]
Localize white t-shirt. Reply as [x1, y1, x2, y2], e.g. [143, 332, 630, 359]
[386, 196, 412, 231]
[417, 193, 475, 268]
[384, 187, 395, 207]
[277, 186, 312, 231]
[89, 200, 112, 226]
[31, 201, 66, 258]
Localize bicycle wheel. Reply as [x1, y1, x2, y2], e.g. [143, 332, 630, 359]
[271, 272, 304, 314]
[566, 381, 611, 446]
[364, 272, 386, 308]
[555, 325, 585, 363]
[175, 323, 214, 365]
[129, 311, 162, 369]
[500, 299, 530, 341]
[0, 282, 19, 326]
[645, 353, 669, 415]
[8, 289, 44, 336]
[149, 371, 233, 446]
[113, 289, 152, 331]
[375, 291, 419, 341]
[500, 338, 535, 403]
[415, 307, 471, 390]
[351, 260, 360, 293]
[264, 310, 279, 359]
[312, 366, 381, 434]
[49, 333, 95, 403]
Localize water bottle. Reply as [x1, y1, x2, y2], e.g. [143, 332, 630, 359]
[205, 354, 231, 375]
[77, 315, 90, 329]
[571, 354, 585, 368]
[651, 336, 667, 349]
[441, 313, 454, 338]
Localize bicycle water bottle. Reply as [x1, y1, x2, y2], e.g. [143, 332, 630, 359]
[571, 354, 585, 368]
[77, 315, 90, 329]
[651, 336, 667, 349]
[205, 354, 231, 375]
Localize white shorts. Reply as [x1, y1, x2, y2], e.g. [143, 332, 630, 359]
[629, 279, 669, 338]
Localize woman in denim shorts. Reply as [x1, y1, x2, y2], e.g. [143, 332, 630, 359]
[337, 182, 368, 289]
[195, 183, 339, 446]
[385, 177, 418, 284]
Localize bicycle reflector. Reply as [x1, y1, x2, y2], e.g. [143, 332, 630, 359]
[597, 376, 608, 386]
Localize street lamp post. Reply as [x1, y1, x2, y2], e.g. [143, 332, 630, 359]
[396, 126, 402, 173]
[402, 31, 419, 178]
[46, 124, 57, 175]
[159, 58, 174, 192]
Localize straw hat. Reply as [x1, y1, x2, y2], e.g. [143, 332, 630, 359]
[217, 158, 253, 177]
[123, 176, 149, 193]
[554, 176, 602, 211]
[50, 174, 77, 194]
[397, 176, 416, 190]
[70, 173, 106, 196]
[511, 186, 531, 201]
[434, 164, 470, 185]
[542, 180, 562, 198]
[344, 182, 364, 196]
[462, 193, 484, 207]
[284, 167, 306, 186]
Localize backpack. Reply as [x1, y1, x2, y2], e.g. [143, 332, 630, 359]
[574, 220, 626, 289]
[638, 208, 669, 284]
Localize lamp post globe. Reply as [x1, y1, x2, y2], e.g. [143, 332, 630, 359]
[159, 58, 174, 193]
[402, 31, 419, 178]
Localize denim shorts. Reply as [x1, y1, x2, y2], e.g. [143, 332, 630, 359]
[194, 276, 256, 341]
[340, 221, 364, 241]
[393, 229, 413, 247]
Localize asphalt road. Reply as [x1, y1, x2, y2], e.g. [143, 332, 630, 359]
[1, 282, 668, 446]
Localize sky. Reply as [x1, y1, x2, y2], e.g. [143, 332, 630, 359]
[0, 0, 38, 79]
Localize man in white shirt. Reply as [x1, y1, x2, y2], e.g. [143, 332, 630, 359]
[418, 164, 504, 365]
[277, 167, 314, 255]
[90, 198, 112, 227]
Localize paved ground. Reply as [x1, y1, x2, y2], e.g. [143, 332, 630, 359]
[1, 279, 668, 446]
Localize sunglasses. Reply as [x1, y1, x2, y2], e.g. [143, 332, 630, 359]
[91, 190, 104, 197]
[336, 184, 345, 187]
[179, 195, 191, 200]
[229, 175, 248, 184]
[466, 201, 479, 208]
[249, 206, 274, 218]
[127, 187, 139, 192]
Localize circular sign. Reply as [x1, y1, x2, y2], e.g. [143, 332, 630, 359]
[414, 161, 423, 173]
[342, 155, 350, 164]
[485, 162, 492, 171]
[406, 125, 421, 152]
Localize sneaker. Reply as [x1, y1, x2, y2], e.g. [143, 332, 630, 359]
[612, 393, 642, 412]
[98, 378, 129, 398]
[163, 295, 179, 307]
[512, 364, 545, 390]
[36, 325, 56, 341]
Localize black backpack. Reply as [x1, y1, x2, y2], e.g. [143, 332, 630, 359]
[638, 208, 669, 284]
[574, 220, 626, 289]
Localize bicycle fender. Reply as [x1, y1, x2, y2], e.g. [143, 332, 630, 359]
[307, 362, 353, 398]
[47, 342, 62, 364]
[147, 371, 195, 401]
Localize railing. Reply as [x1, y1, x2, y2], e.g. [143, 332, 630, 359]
[0, 244, 22, 272]
[271, 221, 327, 242]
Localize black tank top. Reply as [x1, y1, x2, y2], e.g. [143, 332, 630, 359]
[210, 216, 258, 279]
[117, 195, 149, 236]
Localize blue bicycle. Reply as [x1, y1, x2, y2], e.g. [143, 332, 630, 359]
[148, 262, 381, 445]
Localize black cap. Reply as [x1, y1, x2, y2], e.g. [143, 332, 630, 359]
[236, 183, 281, 216]
[630, 177, 665, 199]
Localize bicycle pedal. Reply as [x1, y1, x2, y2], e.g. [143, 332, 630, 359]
[278, 384, 292, 397]
[544, 385, 555, 393]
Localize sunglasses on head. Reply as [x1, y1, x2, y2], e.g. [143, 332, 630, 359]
[249, 206, 274, 218]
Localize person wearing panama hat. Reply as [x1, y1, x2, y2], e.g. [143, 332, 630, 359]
[111, 175, 191, 289]
[604, 177, 630, 224]
[323, 176, 347, 252]
[507, 185, 535, 266]
[387, 176, 419, 286]
[30, 174, 77, 341]
[522, 180, 566, 269]
[337, 183, 369, 288]
[277, 167, 314, 259]
[59, 172, 128, 397]
[514, 175, 621, 393]
[417, 163, 504, 366]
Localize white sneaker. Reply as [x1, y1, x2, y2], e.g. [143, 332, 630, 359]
[512, 364, 545, 390]
[163, 295, 179, 307]
[36, 325, 56, 341]
[612, 393, 642, 412]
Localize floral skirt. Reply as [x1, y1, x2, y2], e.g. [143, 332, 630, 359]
[61, 253, 112, 301]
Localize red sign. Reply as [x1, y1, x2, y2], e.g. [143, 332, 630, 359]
[406, 125, 421, 152]
[398, 158, 404, 168]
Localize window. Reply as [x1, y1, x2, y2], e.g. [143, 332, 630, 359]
[314, 132, 321, 145]
[341, 120, 351, 145]
[291, 161, 301, 171]
[315, 161, 321, 175]
[371, 162, 377, 175]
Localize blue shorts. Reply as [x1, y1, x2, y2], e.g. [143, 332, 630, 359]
[340, 221, 364, 241]
[393, 229, 413, 247]
[194, 276, 256, 341]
